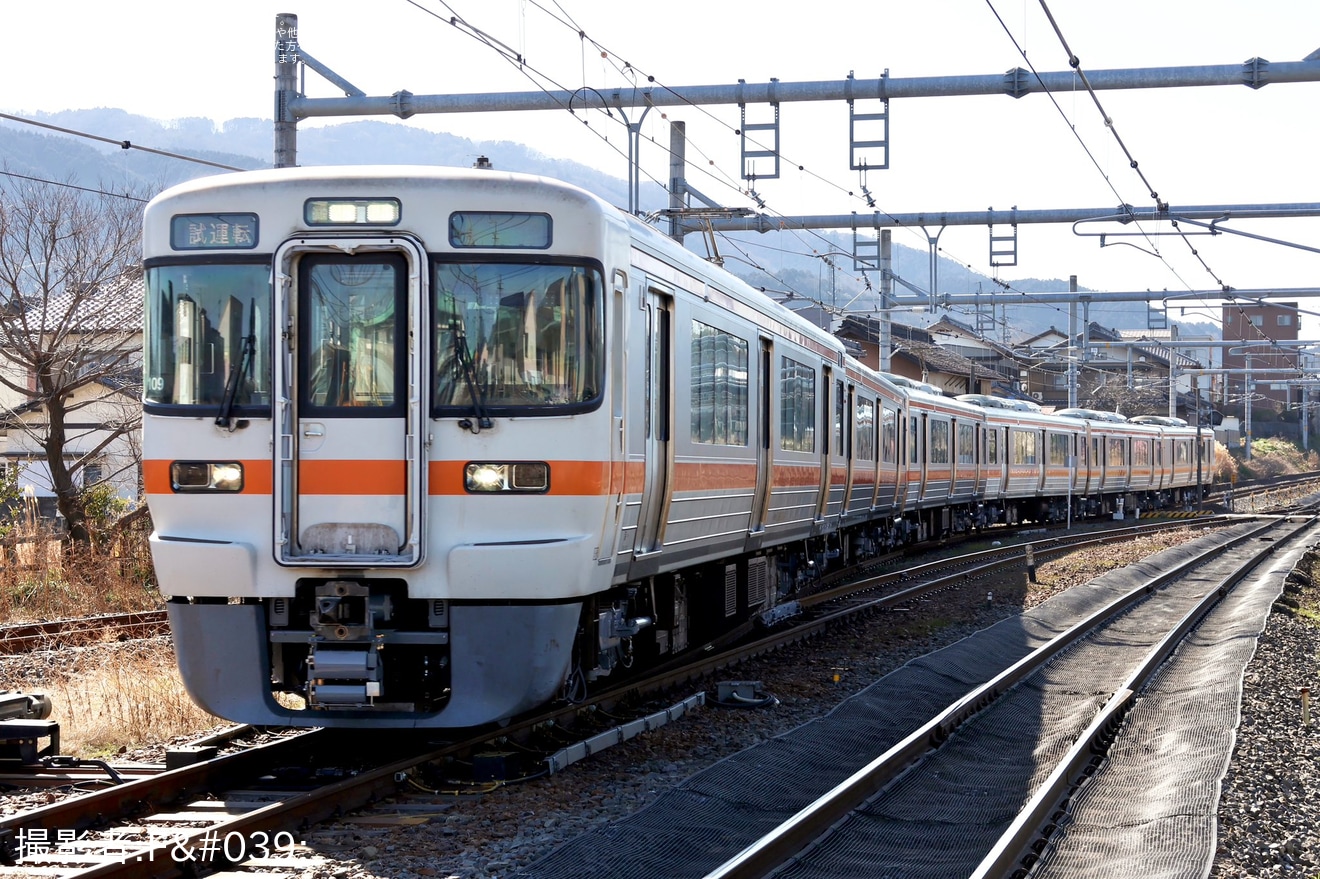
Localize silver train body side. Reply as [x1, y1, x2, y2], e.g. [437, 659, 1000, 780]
[141, 166, 1213, 728]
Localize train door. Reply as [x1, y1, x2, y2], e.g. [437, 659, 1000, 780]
[634, 284, 673, 556]
[841, 384, 856, 513]
[273, 241, 423, 565]
[895, 411, 907, 510]
[903, 411, 923, 508]
[973, 417, 983, 498]
[1071, 432, 1081, 495]
[1092, 434, 1103, 493]
[1157, 432, 1168, 490]
[827, 374, 848, 520]
[877, 401, 899, 509]
[748, 338, 773, 533]
[917, 411, 930, 503]
[1037, 429, 1049, 492]
[815, 367, 834, 522]
[1078, 426, 1090, 494]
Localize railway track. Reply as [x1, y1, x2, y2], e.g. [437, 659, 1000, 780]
[689, 512, 1318, 879]
[0, 611, 168, 654]
[0, 515, 1248, 876]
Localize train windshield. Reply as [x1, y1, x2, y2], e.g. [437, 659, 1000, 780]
[143, 264, 272, 410]
[432, 261, 603, 414]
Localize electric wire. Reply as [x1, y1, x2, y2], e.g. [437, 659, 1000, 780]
[981, 2, 1173, 272]
[0, 170, 148, 203]
[988, 1, 1300, 371]
[515, 0, 940, 261]
[523, 1, 1140, 329]
[0, 111, 245, 173]
[423, 0, 1090, 329]
[527, 0, 1306, 397]
[406, 0, 829, 304]
[1034, 0, 1231, 293]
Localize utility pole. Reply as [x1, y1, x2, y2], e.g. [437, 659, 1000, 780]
[668, 122, 687, 241]
[880, 231, 892, 373]
[1067, 275, 1078, 409]
[274, 13, 300, 169]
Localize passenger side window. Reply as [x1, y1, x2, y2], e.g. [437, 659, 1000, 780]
[690, 321, 749, 445]
[779, 357, 816, 452]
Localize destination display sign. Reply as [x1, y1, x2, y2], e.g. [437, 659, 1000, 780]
[170, 213, 259, 250]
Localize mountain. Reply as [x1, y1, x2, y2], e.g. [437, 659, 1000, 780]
[0, 110, 1217, 343]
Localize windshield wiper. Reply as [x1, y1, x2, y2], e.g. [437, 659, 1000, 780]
[451, 320, 492, 433]
[215, 299, 256, 430]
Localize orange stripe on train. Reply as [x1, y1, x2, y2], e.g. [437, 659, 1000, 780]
[299, 459, 406, 495]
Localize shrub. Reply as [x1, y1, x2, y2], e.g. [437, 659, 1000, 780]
[1233, 437, 1319, 480]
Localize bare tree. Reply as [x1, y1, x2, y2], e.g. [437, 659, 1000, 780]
[1086, 381, 1169, 417]
[0, 173, 144, 543]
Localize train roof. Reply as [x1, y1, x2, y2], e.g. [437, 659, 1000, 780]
[887, 374, 945, 397]
[954, 393, 1043, 413]
[1053, 407, 1130, 423]
[1128, 414, 1190, 427]
[148, 163, 606, 204]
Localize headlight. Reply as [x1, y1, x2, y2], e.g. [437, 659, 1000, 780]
[305, 198, 401, 225]
[464, 462, 549, 493]
[171, 461, 244, 492]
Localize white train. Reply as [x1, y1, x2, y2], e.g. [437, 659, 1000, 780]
[141, 166, 1213, 728]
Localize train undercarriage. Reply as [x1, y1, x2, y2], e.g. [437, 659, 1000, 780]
[243, 483, 1202, 724]
[568, 482, 1205, 698]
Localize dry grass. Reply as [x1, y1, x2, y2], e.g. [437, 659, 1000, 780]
[2, 639, 220, 758]
[0, 524, 160, 624]
[1212, 441, 1238, 483]
[0, 515, 224, 756]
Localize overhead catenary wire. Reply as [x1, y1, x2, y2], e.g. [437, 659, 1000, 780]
[980, 1, 1311, 363]
[994, 0, 1272, 349]
[508, 0, 1218, 316]
[405, 0, 834, 304]
[0, 169, 148, 203]
[1034, 0, 1231, 293]
[461, 0, 934, 265]
[0, 111, 245, 173]
[515, 0, 1172, 325]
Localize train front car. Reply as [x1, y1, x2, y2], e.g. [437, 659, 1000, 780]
[142, 166, 623, 728]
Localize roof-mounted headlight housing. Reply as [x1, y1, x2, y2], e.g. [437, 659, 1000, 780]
[305, 198, 401, 226]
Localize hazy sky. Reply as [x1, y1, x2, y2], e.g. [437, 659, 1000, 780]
[3, 1, 1319, 332]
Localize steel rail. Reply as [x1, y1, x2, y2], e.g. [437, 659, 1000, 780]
[802, 518, 1226, 612]
[0, 730, 324, 845]
[0, 611, 168, 654]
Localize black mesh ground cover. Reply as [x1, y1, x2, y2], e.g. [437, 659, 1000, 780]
[1023, 537, 1308, 879]
[516, 524, 1275, 879]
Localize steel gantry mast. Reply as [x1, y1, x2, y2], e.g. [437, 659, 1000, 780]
[270, 14, 1320, 326]
[271, 14, 1320, 196]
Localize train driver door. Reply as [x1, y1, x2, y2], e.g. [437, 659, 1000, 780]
[273, 241, 424, 566]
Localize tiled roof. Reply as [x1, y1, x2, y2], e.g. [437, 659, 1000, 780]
[927, 315, 1019, 359]
[892, 339, 999, 380]
[20, 272, 141, 334]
